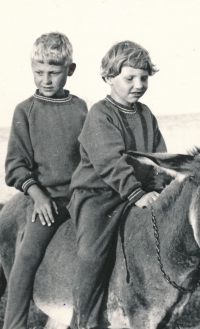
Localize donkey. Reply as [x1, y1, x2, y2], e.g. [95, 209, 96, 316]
[1, 150, 200, 329]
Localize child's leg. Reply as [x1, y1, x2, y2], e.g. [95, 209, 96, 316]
[3, 197, 70, 329]
[69, 189, 126, 329]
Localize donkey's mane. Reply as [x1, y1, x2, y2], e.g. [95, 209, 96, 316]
[187, 147, 200, 157]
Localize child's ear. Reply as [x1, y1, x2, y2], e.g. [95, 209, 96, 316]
[68, 63, 76, 76]
[105, 76, 114, 85]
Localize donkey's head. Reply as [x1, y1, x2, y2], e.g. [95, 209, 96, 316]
[128, 150, 200, 250]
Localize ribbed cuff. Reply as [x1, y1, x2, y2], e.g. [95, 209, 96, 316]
[22, 178, 38, 195]
[127, 188, 146, 203]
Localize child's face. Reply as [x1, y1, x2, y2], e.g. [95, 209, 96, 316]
[107, 67, 148, 106]
[32, 60, 75, 97]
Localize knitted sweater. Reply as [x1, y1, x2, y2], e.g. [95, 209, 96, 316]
[5, 90, 88, 198]
[70, 95, 166, 202]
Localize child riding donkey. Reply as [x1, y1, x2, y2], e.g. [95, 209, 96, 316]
[68, 41, 167, 329]
[3, 32, 87, 329]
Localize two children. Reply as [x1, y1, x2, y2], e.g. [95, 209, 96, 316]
[68, 41, 167, 329]
[4, 36, 166, 329]
[4, 32, 87, 329]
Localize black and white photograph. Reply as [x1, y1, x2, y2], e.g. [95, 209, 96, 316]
[0, 1, 200, 328]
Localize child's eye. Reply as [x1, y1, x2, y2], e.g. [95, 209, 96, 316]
[36, 71, 43, 76]
[125, 77, 133, 81]
[142, 76, 148, 81]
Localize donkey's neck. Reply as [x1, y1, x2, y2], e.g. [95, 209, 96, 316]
[155, 178, 200, 259]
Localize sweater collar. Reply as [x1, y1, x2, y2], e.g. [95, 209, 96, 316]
[105, 95, 137, 114]
[34, 89, 71, 103]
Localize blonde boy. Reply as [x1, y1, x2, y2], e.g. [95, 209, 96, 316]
[4, 32, 87, 329]
[68, 41, 166, 329]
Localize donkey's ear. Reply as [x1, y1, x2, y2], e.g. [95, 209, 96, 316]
[127, 151, 194, 173]
[127, 152, 176, 190]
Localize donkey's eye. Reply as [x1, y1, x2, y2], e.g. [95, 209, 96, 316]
[189, 175, 195, 181]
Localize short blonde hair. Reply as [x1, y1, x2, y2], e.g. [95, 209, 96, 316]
[31, 32, 73, 66]
[101, 40, 157, 79]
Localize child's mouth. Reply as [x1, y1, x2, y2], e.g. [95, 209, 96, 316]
[131, 92, 143, 97]
[43, 87, 53, 91]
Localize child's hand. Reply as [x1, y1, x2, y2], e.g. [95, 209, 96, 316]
[31, 195, 58, 226]
[135, 191, 159, 209]
[27, 185, 58, 226]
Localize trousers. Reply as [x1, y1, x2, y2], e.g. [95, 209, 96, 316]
[3, 196, 70, 329]
[68, 188, 128, 329]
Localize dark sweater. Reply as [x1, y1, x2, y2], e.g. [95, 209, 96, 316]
[5, 90, 88, 198]
[70, 96, 166, 202]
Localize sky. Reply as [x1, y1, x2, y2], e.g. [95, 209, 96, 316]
[0, 0, 200, 127]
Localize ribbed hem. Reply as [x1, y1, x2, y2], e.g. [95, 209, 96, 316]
[128, 188, 146, 203]
[34, 89, 71, 103]
[22, 178, 38, 195]
[105, 95, 137, 114]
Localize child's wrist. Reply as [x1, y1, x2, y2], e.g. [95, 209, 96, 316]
[27, 184, 47, 201]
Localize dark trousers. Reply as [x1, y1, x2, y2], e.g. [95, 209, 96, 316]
[68, 188, 127, 329]
[3, 196, 70, 329]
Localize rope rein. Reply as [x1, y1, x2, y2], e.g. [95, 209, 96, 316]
[151, 206, 200, 329]
[120, 205, 200, 329]
[151, 206, 200, 294]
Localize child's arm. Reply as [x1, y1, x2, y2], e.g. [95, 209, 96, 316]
[79, 106, 145, 204]
[132, 114, 167, 208]
[6, 105, 58, 225]
[152, 114, 167, 152]
[133, 114, 167, 208]
[5, 104, 38, 193]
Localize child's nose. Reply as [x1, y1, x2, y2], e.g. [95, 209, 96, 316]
[134, 78, 143, 89]
[43, 74, 51, 84]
